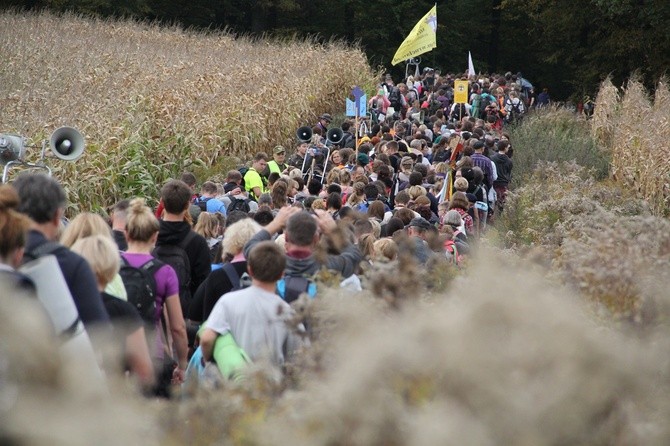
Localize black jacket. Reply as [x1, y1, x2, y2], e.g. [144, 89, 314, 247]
[156, 221, 211, 296]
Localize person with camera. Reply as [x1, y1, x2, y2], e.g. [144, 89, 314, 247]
[368, 88, 390, 122]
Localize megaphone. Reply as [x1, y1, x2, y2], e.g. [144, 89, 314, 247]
[50, 126, 85, 161]
[0, 134, 26, 165]
[326, 128, 343, 146]
[296, 126, 313, 144]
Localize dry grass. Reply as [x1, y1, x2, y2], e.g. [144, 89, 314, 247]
[0, 10, 377, 213]
[593, 77, 670, 216]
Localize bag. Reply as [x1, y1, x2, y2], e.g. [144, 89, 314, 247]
[227, 196, 251, 214]
[119, 256, 164, 325]
[152, 231, 196, 313]
[238, 166, 249, 189]
[479, 93, 493, 118]
[195, 197, 210, 213]
[276, 275, 317, 304]
[221, 263, 251, 291]
[451, 103, 467, 121]
[388, 87, 402, 109]
[506, 98, 524, 123]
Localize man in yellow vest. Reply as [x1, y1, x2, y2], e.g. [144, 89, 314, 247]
[265, 145, 288, 177]
[244, 153, 268, 201]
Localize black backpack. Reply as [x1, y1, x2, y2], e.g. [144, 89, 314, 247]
[451, 103, 467, 121]
[196, 197, 210, 212]
[506, 98, 524, 123]
[227, 196, 251, 214]
[479, 93, 493, 118]
[221, 263, 252, 291]
[276, 275, 317, 304]
[119, 256, 164, 325]
[388, 87, 402, 109]
[152, 231, 196, 314]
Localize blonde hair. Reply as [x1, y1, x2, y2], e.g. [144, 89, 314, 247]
[222, 218, 262, 257]
[373, 238, 398, 261]
[126, 198, 160, 242]
[194, 212, 219, 239]
[70, 235, 120, 287]
[454, 177, 469, 192]
[60, 212, 112, 248]
[408, 185, 427, 201]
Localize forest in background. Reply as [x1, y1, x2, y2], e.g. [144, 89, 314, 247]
[3, 0, 669, 101]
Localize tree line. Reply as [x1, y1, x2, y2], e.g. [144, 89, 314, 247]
[4, 0, 669, 100]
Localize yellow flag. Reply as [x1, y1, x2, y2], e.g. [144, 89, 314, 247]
[454, 80, 469, 104]
[391, 5, 437, 66]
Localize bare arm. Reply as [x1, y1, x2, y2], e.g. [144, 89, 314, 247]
[165, 294, 189, 369]
[200, 327, 219, 362]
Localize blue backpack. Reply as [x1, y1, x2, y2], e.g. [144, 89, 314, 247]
[276, 275, 317, 304]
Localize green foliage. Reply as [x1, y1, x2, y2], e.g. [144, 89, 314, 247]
[509, 107, 610, 187]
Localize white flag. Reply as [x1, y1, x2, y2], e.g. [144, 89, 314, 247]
[468, 51, 475, 77]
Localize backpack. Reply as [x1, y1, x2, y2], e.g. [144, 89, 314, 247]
[506, 98, 524, 124]
[451, 103, 467, 121]
[227, 196, 251, 214]
[119, 256, 164, 325]
[221, 263, 252, 291]
[388, 87, 402, 109]
[276, 275, 317, 304]
[195, 197, 211, 213]
[152, 231, 196, 314]
[479, 93, 493, 119]
[238, 166, 249, 189]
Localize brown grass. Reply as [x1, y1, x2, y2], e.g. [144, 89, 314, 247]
[0, 10, 377, 212]
[593, 76, 670, 216]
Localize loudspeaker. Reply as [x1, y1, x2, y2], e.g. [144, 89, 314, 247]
[296, 126, 313, 144]
[326, 128, 343, 145]
[50, 126, 85, 161]
[0, 134, 26, 164]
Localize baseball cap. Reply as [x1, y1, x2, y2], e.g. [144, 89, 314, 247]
[319, 113, 333, 122]
[273, 145, 286, 154]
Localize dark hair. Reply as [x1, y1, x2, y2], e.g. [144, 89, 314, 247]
[180, 172, 197, 187]
[307, 179, 323, 196]
[254, 152, 268, 162]
[341, 121, 351, 132]
[326, 192, 342, 211]
[363, 184, 379, 201]
[247, 241, 286, 282]
[367, 200, 385, 221]
[327, 183, 342, 195]
[409, 171, 423, 187]
[394, 207, 414, 225]
[253, 206, 274, 226]
[13, 173, 67, 224]
[354, 218, 373, 238]
[161, 180, 192, 214]
[201, 181, 218, 195]
[382, 217, 405, 237]
[226, 210, 250, 226]
[286, 211, 318, 247]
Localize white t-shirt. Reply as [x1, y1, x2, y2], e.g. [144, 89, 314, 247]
[207, 285, 305, 366]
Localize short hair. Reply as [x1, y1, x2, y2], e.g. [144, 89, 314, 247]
[13, 173, 66, 224]
[201, 181, 218, 195]
[60, 212, 113, 248]
[0, 185, 31, 258]
[267, 172, 281, 185]
[223, 218, 262, 256]
[307, 179, 323, 196]
[326, 192, 342, 211]
[354, 218, 373, 238]
[454, 177, 469, 192]
[253, 206, 275, 226]
[161, 180, 192, 214]
[226, 170, 242, 183]
[126, 198, 160, 242]
[408, 172, 423, 187]
[382, 217, 405, 237]
[394, 190, 411, 206]
[70, 235, 119, 287]
[408, 185, 427, 200]
[247, 241, 286, 282]
[363, 184, 380, 201]
[449, 191, 469, 211]
[257, 193, 272, 207]
[373, 238, 398, 261]
[327, 183, 342, 195]
[112, 199, 130, 218]
[180, 172, 197, 187]
[413, 163, 428, 178]
[285, 211, 318, 247]
[254, 152, 269, 162]
[394, 207, 415, 225]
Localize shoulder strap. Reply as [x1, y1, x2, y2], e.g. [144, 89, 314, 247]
[140, 258, 164, 274]
[178, 231, 197, 251]
[221, 263, 241, 290]
[25, 241, 62, 262]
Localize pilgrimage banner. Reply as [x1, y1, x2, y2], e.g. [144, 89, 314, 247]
[454, 80, 469, 104]
[391, 5, 437, 66]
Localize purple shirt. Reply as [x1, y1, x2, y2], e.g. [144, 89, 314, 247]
[121, 252, 179, 359]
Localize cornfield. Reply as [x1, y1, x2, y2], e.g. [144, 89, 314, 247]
[592, 76, 670, 216]
[0, 10, 377, 213]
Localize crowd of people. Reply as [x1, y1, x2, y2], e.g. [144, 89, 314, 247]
[0, 68, 528, 398]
